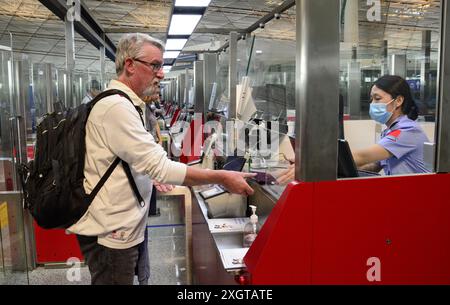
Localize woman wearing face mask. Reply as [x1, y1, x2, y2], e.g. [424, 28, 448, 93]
[352, 75, 430, 175]
[277, 75, 430, 184]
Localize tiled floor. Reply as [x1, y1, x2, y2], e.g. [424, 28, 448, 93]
[0, 196, 187, 285]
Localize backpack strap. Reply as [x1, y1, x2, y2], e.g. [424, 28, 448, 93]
[122, 161, 145, 207]
[89, 158, 144, 207]
[88, 157, 121, 202]
[88, 89, 145, 207]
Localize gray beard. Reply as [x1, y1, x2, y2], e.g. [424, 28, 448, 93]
[142, 87, 154, 97]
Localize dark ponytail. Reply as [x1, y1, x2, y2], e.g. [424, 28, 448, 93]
[373, 75, 418, 120]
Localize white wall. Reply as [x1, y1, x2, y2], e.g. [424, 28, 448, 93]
[344, 120, 436, 151]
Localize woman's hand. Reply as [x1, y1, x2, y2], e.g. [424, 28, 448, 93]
[276, 163, 295, 185]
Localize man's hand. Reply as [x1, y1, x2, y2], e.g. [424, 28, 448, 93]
[153, 180, 174, 193]
[220, 171, 256, 196]
[183, 167, 255, 196]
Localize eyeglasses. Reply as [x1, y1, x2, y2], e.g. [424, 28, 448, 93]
[133, 58, 163, 72]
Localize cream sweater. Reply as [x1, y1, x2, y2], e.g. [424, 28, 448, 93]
[67, 80, 187, 249]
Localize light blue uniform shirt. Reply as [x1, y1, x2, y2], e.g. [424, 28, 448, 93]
[378, 115, 430, 175]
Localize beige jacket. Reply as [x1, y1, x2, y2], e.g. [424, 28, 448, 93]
[67, 80, 187, 249]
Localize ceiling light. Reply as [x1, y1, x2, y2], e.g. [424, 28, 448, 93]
[175, 0, 211, 7]
[256, 50, 263, 54]
[168, 14, 202, 35]
[163, 66, 172, 73]
[164, 51, 181, 59]
[0, 45, 12, 51]
[165, 39, 188, 50]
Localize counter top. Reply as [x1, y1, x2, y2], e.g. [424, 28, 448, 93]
[191, 184, 274, 273]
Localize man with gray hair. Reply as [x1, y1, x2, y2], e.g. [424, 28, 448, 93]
[67, 33, 255, 285]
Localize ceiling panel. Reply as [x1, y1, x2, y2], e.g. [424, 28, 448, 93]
[196, 0, 284, 32]
[84, 0, 172, 45]
[0, 0, 445, 74]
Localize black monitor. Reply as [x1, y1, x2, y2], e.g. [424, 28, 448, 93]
[337, 139, 380, 178]
[222, 155, 246, 172]
[339, 94, 345, 139]
[337, 139, 359, 178]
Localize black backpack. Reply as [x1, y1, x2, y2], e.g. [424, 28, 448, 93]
[18, 89, 145, 229]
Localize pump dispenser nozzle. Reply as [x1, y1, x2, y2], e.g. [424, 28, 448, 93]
[249, 205, 258, 224]
[243, 205, 261, 247]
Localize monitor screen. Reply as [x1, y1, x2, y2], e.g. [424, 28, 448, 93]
[337, 139, 359, 178]
[339, 94, 345, 139]
[222, 156, 246, 172]
[337, 139, 380, 178]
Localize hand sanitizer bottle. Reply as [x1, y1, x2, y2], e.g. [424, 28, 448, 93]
[243, 205, 261, 247]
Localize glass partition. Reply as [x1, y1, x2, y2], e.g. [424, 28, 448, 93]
[212, 50, 230, 115]
[0, 50, 30, 284]
[208, 14, 295, 192]
[243, 35, 295, 191]
[186, 69, 194, 108]
[56, 68, 67, 108]
[32, 63, 58, 124]
[237, 37, 250, 83]
[74, 72, 88, 106]
[0, 50, 13, 159]
[339, 0, 440, 176]
[245, 36, 296, 135]
[104, 72, 116, 88]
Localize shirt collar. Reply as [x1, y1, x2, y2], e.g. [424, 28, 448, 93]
[383, 115, 414, 136]
[107, 79, 145, 110]
[388, 115, 406, 129]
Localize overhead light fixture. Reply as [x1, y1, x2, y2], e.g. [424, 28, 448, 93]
[0, 45, 12, 51]
[163, 66, 172, 73]
[165, 39, 188, 50]
[175, 0, 211, 7]
[164, 51, 181, 59]
[168, 14, 202, 35]
[256, 50, 263, 54]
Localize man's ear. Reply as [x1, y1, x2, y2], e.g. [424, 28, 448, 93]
[124, 58, 135, 75]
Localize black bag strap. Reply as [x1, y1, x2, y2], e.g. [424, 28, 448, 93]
[89, 89, 132, 107]
[88, 89, 145, 207]
[122, 161, 145, 207]
[134, 105, 145, 127]
[88, 157, 121, 202]
[88, 158, 144, 207]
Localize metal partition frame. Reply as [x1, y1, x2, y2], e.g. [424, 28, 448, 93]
[177, 73, 186, 107]
[12, 60, 29, 188]
[436, 0, 450, 173]
[65, 16, 75, 108]
[185, 68, 191, 106]
[203, 53, 217, 114]
[228, 31, 238, 119]
[193, 60, 204, 115]
[295, 0, 340, 182]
